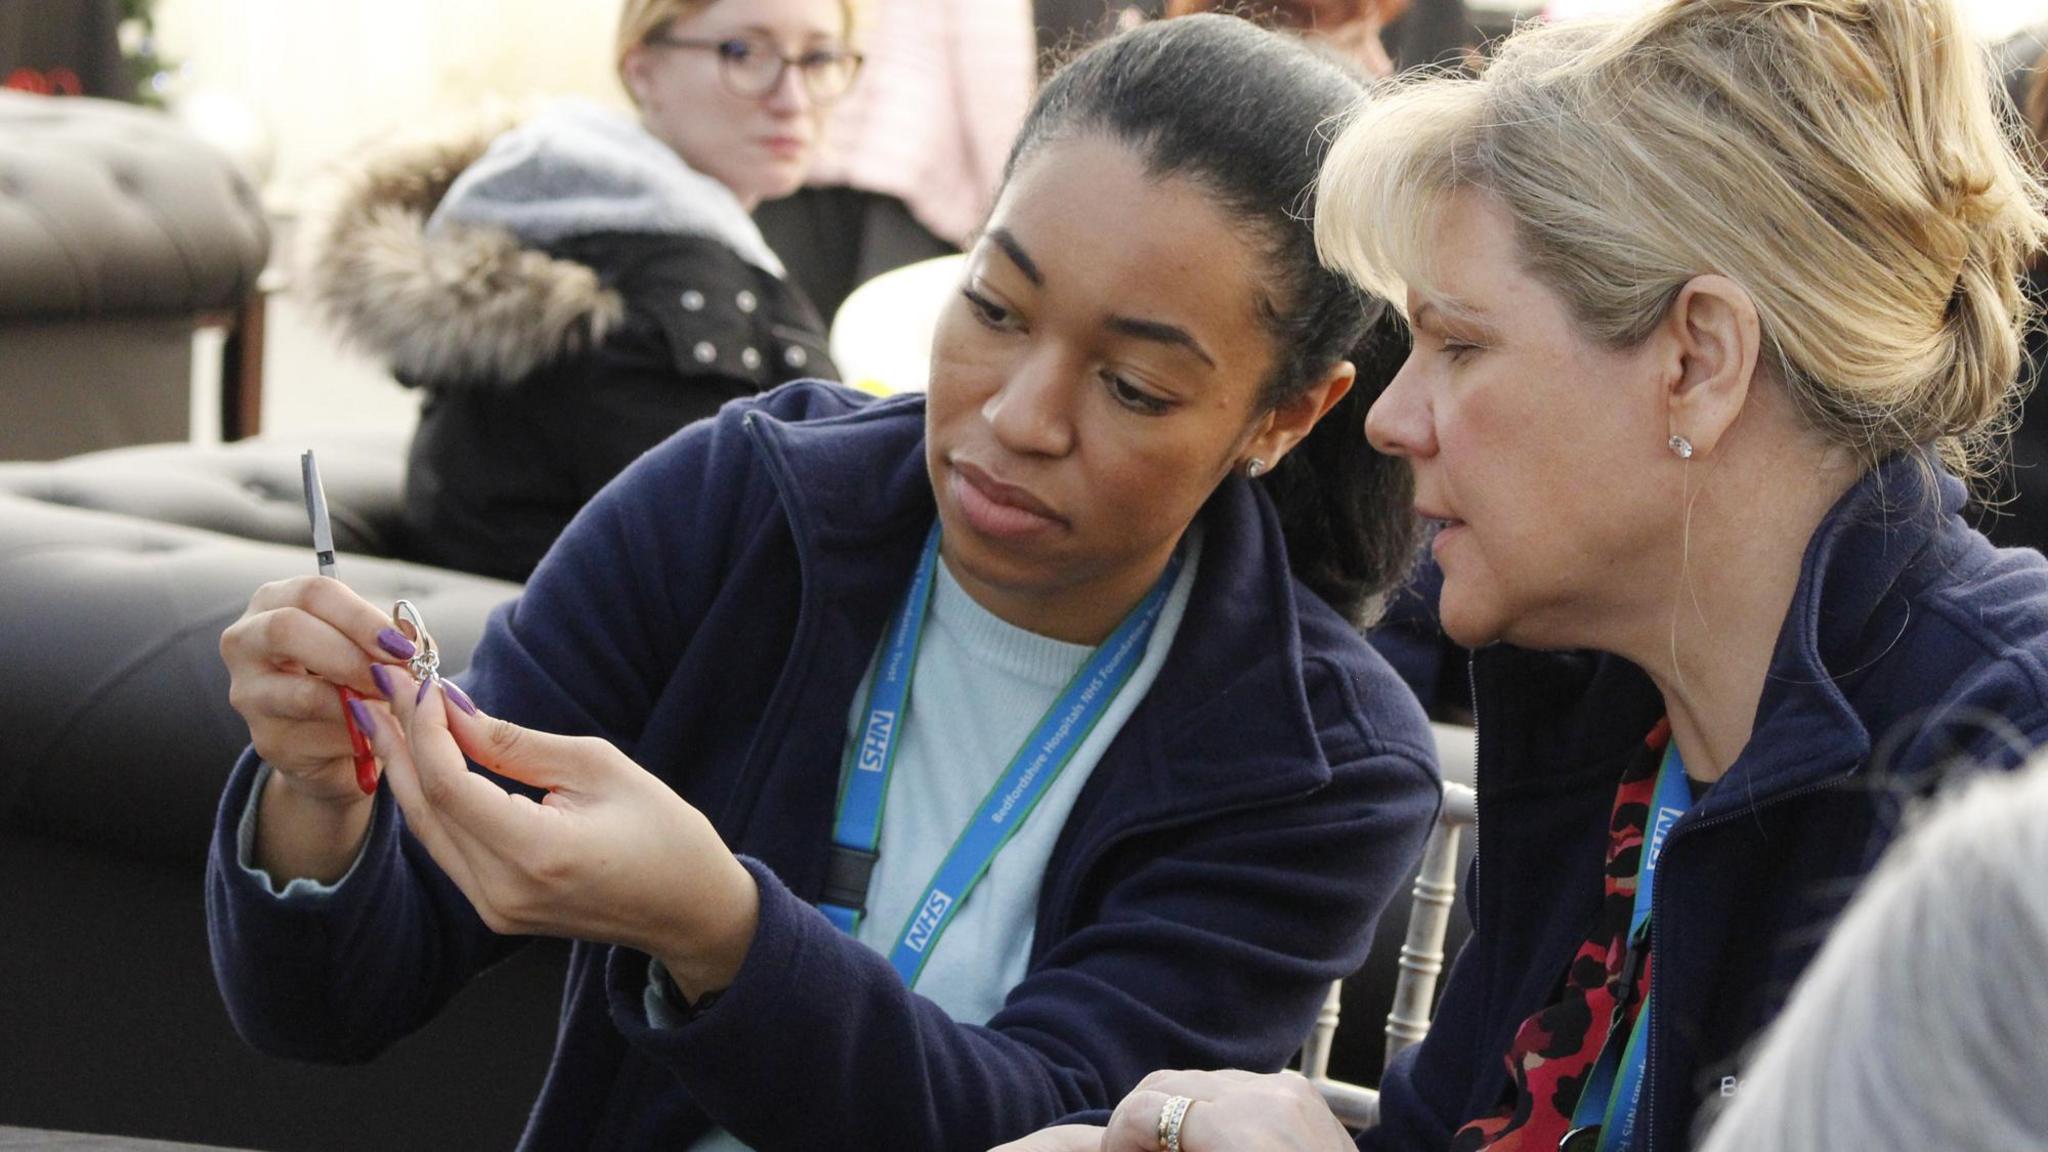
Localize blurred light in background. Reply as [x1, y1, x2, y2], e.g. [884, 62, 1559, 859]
[154, 0, 625, 205]
[154, 0, 2048, 207]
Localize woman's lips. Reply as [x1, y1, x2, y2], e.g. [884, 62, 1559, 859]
[1427, 517, 1466, 557]
[759, 135, 807, 160]
[948, 460, 1065, 540]
[1415, 507, 1463, 552]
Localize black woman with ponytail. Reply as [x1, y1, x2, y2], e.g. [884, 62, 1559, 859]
[999, 14, 1420, 628]
[207, 15, 1438, 1151]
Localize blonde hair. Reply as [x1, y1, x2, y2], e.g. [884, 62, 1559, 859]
[614, 0, 859, 97]
[1315, 0, 2048, 481]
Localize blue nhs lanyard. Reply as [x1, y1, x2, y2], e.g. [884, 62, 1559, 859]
[1563, 742, 1695, 1152]
[820, 523, 1183, 987]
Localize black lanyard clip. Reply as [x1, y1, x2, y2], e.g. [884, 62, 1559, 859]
[822, 844, 880, 916]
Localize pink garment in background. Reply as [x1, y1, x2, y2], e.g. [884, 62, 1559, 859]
[805, 0, 1038, 247]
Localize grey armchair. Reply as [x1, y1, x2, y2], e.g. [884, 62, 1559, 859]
[0, 90, 268, 460]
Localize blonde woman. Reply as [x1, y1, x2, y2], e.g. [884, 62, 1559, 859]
[300, 0, 856, 583]
[999, 0, 2048, 1149]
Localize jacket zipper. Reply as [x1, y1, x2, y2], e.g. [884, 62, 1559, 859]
[1641, 769, 1853, 1151]
[1465, 659, 1483, 927]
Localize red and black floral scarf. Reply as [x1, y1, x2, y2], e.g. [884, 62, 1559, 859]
[1449, 719, 1672, 1152]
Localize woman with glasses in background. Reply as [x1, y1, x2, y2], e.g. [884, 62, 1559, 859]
[297, 0, 861, 583]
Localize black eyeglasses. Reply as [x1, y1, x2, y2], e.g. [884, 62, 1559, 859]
[645, 32, 863, 102]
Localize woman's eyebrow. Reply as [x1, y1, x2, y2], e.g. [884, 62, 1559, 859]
[987, 226, 1214, 366]
[1415, 298, 1499, 341]
[1105, 315, 1216, 368]
[701, 25, 843, 46]
[988, 228, 1044, 287]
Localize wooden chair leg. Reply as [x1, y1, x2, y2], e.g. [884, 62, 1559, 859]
[219, 290, 267, 441]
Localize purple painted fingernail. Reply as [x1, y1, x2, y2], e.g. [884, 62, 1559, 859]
[369, 663, 395, 700]
[346, 697, 377, 740]
[416, 675, 434, 706]
[377, 627, 418, 660]
[444, 680, 479, 716]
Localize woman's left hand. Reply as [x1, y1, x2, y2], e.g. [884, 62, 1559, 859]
[355, 672, 759, 998]
[1093, 1070, 1356, 1152]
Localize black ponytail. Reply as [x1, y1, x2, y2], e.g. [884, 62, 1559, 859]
[1005, 15, 1419, 625]
[1263, 306, 1416, 625]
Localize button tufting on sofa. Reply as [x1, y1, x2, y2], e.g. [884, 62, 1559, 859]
[0, 429, 555, 1151]
[0, 91, 266, 320]
[0, 90, 271, 460]
[0, 433, 520, 862]
[0, 433, 411, 557]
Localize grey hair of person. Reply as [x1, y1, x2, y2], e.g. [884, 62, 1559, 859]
[1695, 757, 2048, 1151]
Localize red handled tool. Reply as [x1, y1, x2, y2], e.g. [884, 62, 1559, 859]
[301, 450, 381, 795]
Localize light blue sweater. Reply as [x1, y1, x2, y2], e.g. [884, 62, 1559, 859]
[682, 534, 1201, 1152]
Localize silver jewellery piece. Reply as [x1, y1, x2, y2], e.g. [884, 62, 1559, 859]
[391, 599, 440, 684]
[1668, 434, 1695, 459]
[1245, 457, 1269, 478]
[1156, 1095, 1193, 1152]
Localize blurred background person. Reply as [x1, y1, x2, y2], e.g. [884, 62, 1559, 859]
[1983, 29, 2048, 552]
[1160, 0, 1480, 77]
[1381, 0, 1483, 72]
[1164, 0, 1407, 76]
[754, 0, 1037, 323]
[1694, 757, 2048, 1152]
[298, 0, 853, 584]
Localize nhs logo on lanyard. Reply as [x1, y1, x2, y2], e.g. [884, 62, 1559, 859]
[904, 890, 954, 953]
[857, 710, 896, 773]
[1647, 806, 1684, 872]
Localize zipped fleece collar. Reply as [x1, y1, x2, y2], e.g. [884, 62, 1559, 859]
[736, 390, 1345, 838]
[1473, 453, 1972, 828]
[1437, 451, 2047, 1152]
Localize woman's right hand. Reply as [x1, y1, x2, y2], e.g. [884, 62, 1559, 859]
[221, 575, 414, 808]
[990, 1071, 1354, 1152]
[1104, 1071, 1355, 1152]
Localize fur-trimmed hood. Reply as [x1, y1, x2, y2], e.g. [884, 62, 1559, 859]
[297, 104, 777, 389]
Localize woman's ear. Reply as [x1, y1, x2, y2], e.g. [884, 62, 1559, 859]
[1664, 274, 1761, 460]
[1243, 360, 1357, 471]
[620, 46, 656, 108]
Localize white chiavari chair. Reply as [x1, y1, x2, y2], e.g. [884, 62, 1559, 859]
[1299, 722, 1477, 1129]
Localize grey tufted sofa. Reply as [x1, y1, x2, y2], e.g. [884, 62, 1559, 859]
[0, 432, 573, 1151]
[0, 90, 268, 460]
[0, 437, 1468, 1147]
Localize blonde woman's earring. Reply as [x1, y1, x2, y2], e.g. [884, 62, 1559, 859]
[1245, 457, 1269, 478]
[1668, 435, 1694, 459]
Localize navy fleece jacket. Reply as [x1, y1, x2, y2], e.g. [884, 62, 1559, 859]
[1363, 455, 2048, 1151]
[207, 382, 1440, 1151]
